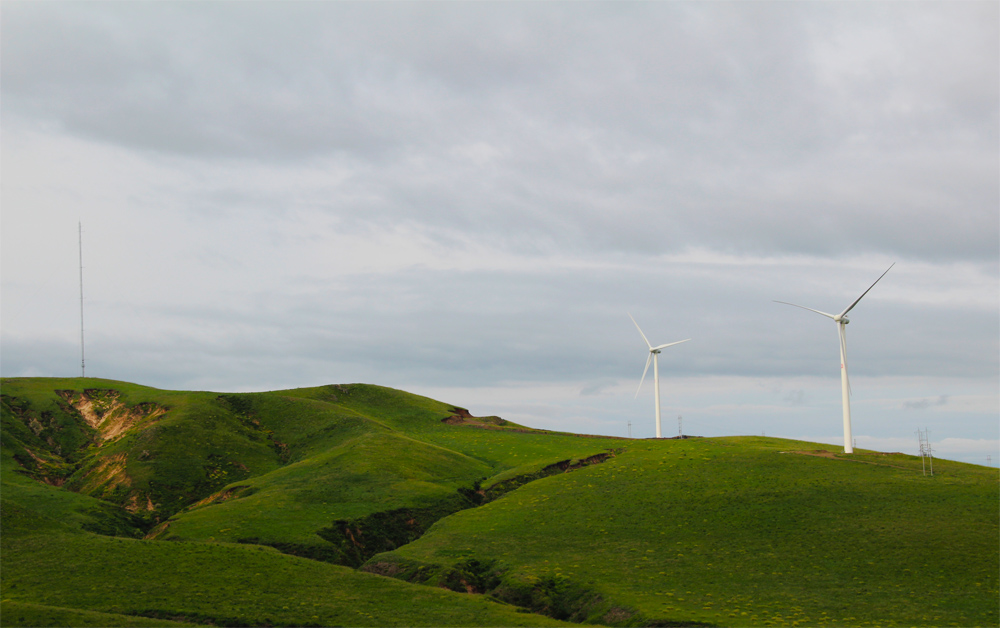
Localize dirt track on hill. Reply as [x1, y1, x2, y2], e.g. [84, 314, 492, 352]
[785, 449, 914, 471]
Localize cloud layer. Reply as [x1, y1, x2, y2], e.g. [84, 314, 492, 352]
[2, 2, 997, 463]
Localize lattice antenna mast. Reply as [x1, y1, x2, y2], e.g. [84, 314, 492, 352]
[917, 430, 925, 475]
[79, 222, 85, 378]
[916, 428, 934, 476]
[927, 433, 934, 476]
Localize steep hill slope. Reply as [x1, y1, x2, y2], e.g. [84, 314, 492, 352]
[0, 380, 584, 626]
[370, 436, 998, 626]
[2, 377, 996, 627]
[153, 384, 624, 563]
[1, 500, 571, 628]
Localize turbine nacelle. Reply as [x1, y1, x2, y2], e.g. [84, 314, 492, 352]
[834, 315, 850, 324]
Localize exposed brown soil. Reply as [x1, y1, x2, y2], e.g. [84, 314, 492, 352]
[57, 389, 166, 443]
[79, 452, 131, 494]
[125, 492, 157, 513]
[21, 445, 48, 466]
[362, 561, 404, 577]
[784, 449, 915, 471]
[20, 446, 66, 486]
[26, 417, 45, 436]
[144, 521, 171, 540]
[480, 449, 619, 503]
[344, 526, 362, 548]
[787, 449, 839, 459]
[187, 485, 252, 511]
[543, 452, 615, 473]
[442, 408, 510, 428]
[442, 408, 629, 439]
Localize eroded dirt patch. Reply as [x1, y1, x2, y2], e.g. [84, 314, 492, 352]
[481, 450, 619, 502]
[443, 407, 510, 427]
[57, 389, 166, 442]
[443, 408, 629, 440]
[786, 449, 839, 459]
[144, 521, 171, 540]
[78, 452, 132, 494]
[187, 485, 255, 511]
[122, 492, 157, 514]
[784, 450, 915, 471]
[19, 446, 66, 486]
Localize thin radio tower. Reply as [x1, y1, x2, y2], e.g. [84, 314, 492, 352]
[916, 428, 934, 476]
[79, 222, 85, 378]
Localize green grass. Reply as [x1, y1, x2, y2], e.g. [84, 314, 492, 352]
[1, 529, 570, 627]
[155, 430, 493, 549]
[156, 383, 623, 552]
[0, 601, 199, 627]
[377, 437, 999, 626]
[2, 377, 997, 627]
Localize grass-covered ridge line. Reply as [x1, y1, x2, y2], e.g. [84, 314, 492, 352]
[1, 530, 570, 627]
[0, 601, 199, 627]
[1, 377, 997, 627]
[376, 436, 998, 626]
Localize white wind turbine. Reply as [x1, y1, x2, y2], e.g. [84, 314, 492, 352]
[628, 314, 690, 439]
[774, 264, 894, 454]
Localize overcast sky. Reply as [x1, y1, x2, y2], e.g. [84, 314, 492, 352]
[2, 1, 997, 464]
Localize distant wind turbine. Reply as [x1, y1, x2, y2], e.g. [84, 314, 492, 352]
[774, 263, 894, 454]
[628, 314, 690, 439]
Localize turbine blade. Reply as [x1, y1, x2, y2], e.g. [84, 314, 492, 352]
[773, 301, 836, 319]
[651, 339, 692, 351]
[840, 263, 894, 317]
[628, 313, 653, 349]
[839, 322, 851, 396]
[634, 353, 652, 399]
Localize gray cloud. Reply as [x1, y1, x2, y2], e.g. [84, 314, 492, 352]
[3, 2, 996, 262]
[902, 395, 950, 410]
[784, 389, 807, 406]
[2, 2, 997, 448]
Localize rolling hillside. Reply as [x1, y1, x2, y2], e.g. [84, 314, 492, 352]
[2, 377, 996, 627]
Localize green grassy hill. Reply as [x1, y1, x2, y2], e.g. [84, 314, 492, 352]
[2, 377, 996, 627]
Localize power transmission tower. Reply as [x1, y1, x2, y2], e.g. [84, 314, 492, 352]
[79, 222, 86, 378]
[916, 428, 934, 476]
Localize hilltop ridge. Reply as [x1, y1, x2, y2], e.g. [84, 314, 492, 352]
[2, 377, 996, 627]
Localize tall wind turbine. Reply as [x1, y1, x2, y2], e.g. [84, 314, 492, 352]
[628, 314, 690, 438]
[775, 264, 894, 454]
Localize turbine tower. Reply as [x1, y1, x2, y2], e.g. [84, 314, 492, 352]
[775, 263, 894, 454]
[628, 314, 690, 438]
